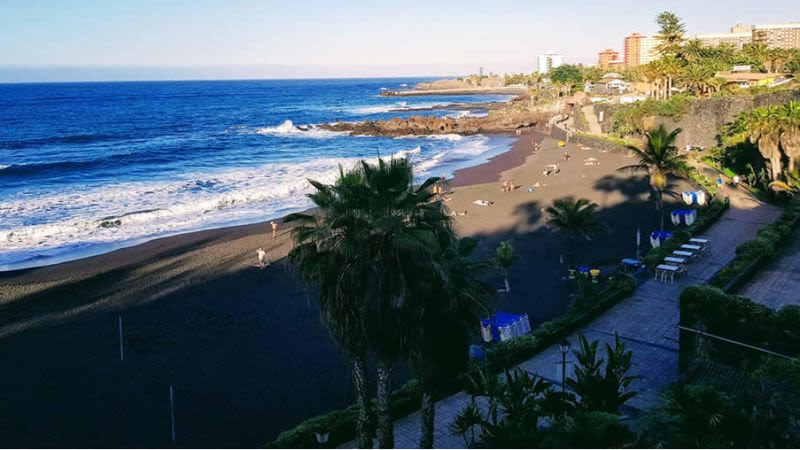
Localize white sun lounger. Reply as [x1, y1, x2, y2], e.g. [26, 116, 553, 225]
[655, 264, 680, 282]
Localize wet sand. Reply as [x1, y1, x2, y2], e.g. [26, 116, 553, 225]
[0, 129, 692, 447]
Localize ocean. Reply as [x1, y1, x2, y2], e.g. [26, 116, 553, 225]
[0, 78, 514, 270]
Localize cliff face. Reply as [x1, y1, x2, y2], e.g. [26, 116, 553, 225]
[321, 110, 549, 137]
[593, 89, 800, 149]
[654, 90, 800, 149]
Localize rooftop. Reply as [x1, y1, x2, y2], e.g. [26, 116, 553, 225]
[753, 22, 800, 30]
[715, 71, 786, 80]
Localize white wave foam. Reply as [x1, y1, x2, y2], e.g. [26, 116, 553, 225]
[390, 146, 422, 160]
[0, 134, 503, 269]
[393, 134, 464, 142]
[348, 101, 450, 115]
[255, 120, 348, 138]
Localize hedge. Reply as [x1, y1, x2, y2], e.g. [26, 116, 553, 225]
[642, 199, 730, 269]
[711, 196, 800, 291]
[679, 285, 800, 371]
[267, 275, 637, 448]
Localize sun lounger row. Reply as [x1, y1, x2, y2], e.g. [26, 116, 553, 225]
[654, 236, 712, 283]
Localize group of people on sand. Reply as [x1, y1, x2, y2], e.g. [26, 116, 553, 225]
[500, 179, 516, 193]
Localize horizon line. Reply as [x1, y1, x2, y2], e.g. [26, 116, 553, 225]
[0, 74, 467, 86]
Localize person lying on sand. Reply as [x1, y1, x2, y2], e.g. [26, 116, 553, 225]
[449, 210, 468, 216]
[472, 200, 494, 206]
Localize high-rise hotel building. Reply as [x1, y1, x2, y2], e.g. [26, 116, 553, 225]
[752, 22, 800, 49]
[624, 33, 659, 67]
[537, 51, 563, 74]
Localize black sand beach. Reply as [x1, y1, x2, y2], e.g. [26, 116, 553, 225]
[0, 129, 693, 447]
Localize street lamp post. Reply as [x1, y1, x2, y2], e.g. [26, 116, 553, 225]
[558, 340, 571, 394]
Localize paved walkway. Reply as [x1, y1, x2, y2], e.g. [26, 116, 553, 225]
[740, 227, 800, 309]
[581, 104, 603, 135]
[346, 178, 781, 448]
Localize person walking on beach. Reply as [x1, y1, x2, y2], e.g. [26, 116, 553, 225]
[256, 248, 269, 269]
[271, 221, 278, 241]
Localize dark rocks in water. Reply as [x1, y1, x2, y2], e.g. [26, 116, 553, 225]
[99, 219, 122, 228]
[321, 111, 549, 137]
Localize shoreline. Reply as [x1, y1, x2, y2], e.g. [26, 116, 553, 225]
[0, 127, 689, 447]
[382, 86, 529, 97]
[0, 131, 523, 276]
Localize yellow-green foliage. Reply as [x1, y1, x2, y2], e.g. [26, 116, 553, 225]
[612, 95, 694, 135]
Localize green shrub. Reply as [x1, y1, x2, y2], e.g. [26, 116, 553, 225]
[680, 285, 800, 368]
[735, 237, 775, 258]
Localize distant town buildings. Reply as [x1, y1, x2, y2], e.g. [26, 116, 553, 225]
[597, 49, 620, 70]
[752, 22, 800, 49]
[693, 30, 752, 49]
[594, 21, 800, 78]
[714, 70, 790, 88]
[624, 33, 658, 67]
[585, 72, 630, 95]
[537, 51, 563, 74]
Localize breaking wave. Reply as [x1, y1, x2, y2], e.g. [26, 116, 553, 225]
[255, 120, 349, 138]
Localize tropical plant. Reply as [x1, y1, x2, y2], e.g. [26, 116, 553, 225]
[549, 64, 584, 91]
[566, 333, 638, 413]
[678, 63, 715, 96]
[542, 411, 634, 448]
[494, 240, 520, 293]
[743, 105, 784, 180]
[463, 367, 556, 448]
[449, 399, 482, 448]
[408, 236, 495, 448]
[779, 100, 800, 173]
[619, 125, 689, 230]
[287, 157, 454, 448]
[286, 170, 374, 447]
[655, 11, 686, 58]
[681, 39, 704, 63]
[743, 43, 771, 71]
[545, 197, 609, 264]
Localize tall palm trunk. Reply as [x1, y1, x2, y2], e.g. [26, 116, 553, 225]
[375, 360, 394, 448]
[568, 234, 576, 265]
[657, 189, 665, 231]
[419, 390, 435, 448]
[352, 355, 372, 449]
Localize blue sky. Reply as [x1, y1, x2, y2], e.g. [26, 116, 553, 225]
[0, 0, 796, 82]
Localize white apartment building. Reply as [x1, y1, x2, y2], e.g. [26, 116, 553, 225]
[537, 51, 563, 74]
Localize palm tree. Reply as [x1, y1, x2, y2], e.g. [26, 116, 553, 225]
[660, 56, 684, 99]
[678, 64, 714, 96]
[494, 240, 520, 293]
[288, 158, 453, 448]
[743, 43, 771, 71]
[766, 48, 789, 73]
[779, 100, 800, 173]
[682, 39, 705, 63]
[286, 170, 374, 447]
[744, 106, 784, 180]
[545, 198, 609, 264]
[619, 125, 689, 230]
[408, 236, 494, 448]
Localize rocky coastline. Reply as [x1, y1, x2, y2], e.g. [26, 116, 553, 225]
[320, 109, 549, 137]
